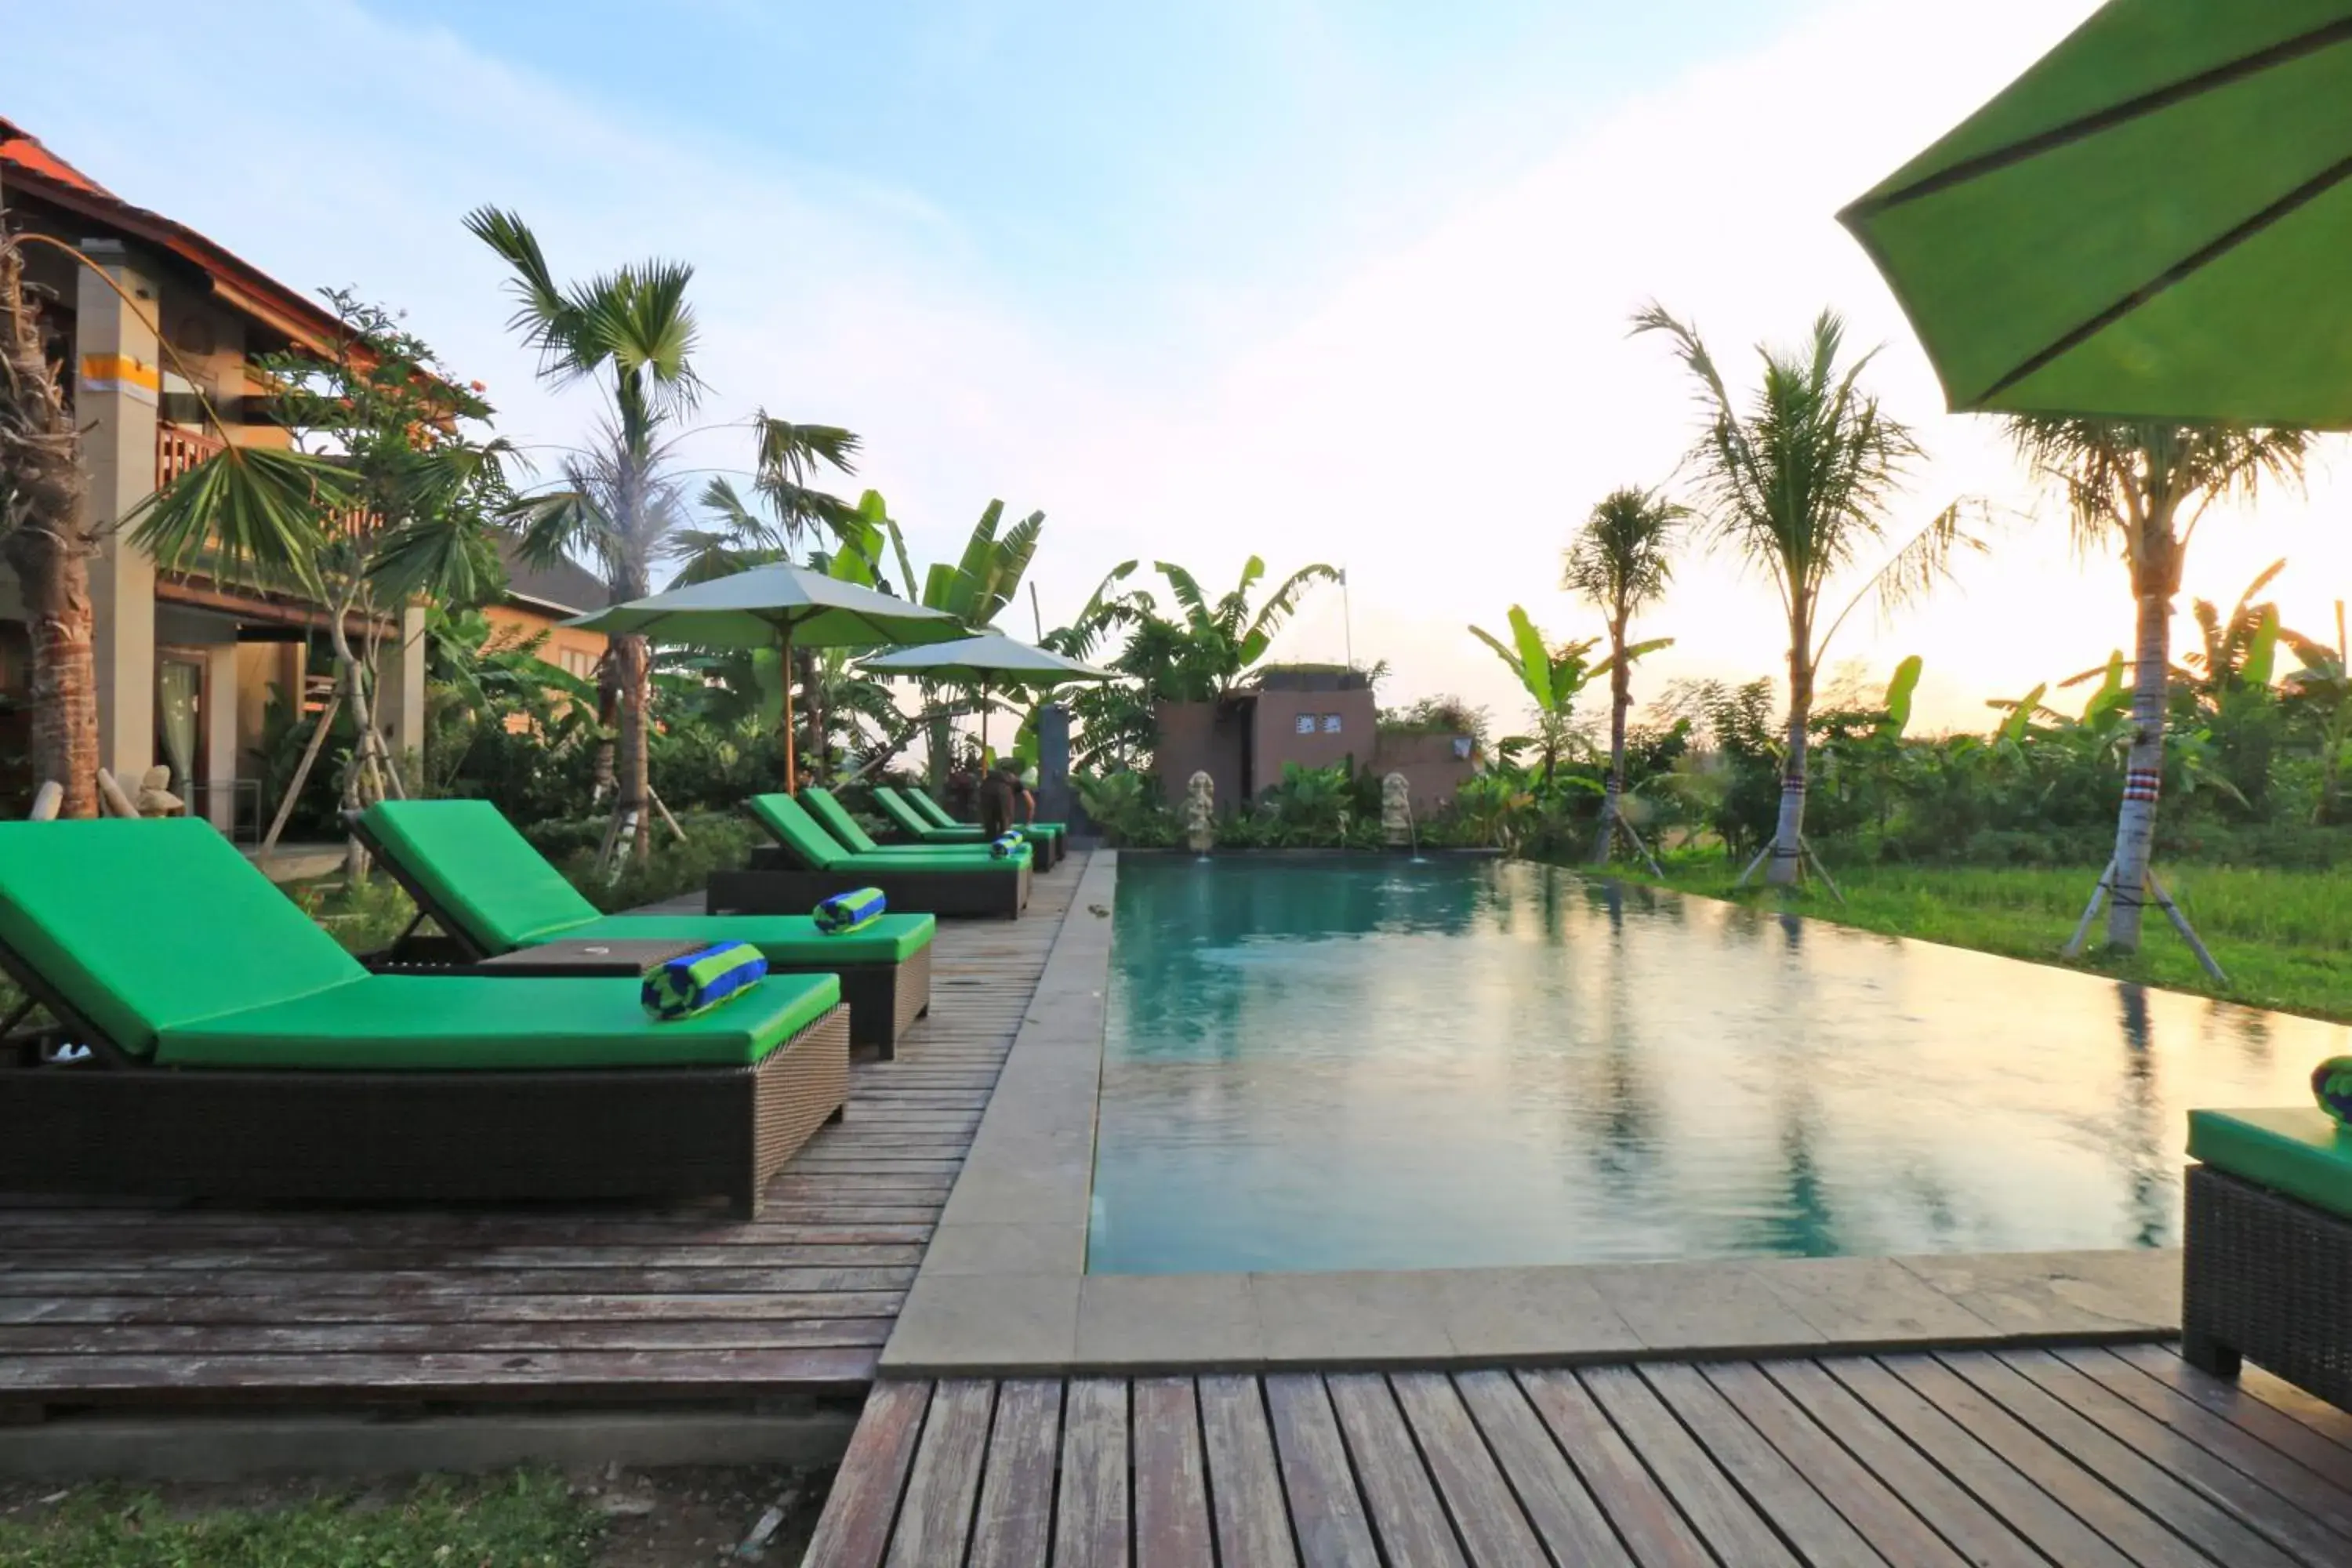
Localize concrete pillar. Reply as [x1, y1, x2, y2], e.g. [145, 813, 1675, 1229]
[381, 602, 428, 777]
[1036, 703, 1072, 827]
[204, 643, 239, 832]
[75, 239, 160, 785]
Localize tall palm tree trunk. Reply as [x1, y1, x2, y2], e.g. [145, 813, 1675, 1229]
[1769, 638, 1813, 887]
[1594, 628, 1631, 864]
[614, 632, 652, 860]
[2107, 583, 2172, 949]
[0, 238, 98, 818]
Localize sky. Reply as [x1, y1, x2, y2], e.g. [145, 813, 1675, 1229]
[16, 0, 2351, 738]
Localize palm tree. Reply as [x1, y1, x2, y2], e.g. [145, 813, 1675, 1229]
[1563, 486, 1685, 863]
[0, 230, 96, 817]
[1636, 304, 1971, 887]
[2008, 419, 2310, 949]
[470, 207, 706, 860]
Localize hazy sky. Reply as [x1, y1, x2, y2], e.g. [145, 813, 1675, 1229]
[19, 1, 2350, 735]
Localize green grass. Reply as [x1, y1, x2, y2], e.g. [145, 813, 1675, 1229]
[1613, 855, 2352, 1025]
[0, 1472, 601, 1567]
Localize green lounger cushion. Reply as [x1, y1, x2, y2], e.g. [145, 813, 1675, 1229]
[2189, 1107, 2352, 1223]
[158, 971, 840, 1070]
[361, 800, 603, 951]
[747, 795, 1029, 872]
[549, 912, 934, 965]
[871, 788, 1062, 844]
[0, 820, 366, 1058]
[362, 800, 933, 961]
[803, 788, 1050, 855]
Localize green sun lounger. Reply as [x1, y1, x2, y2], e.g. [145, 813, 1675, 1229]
[0, 820, 848, 1211]
[803, 787, 1059, 872]
[353, 800, 933, 1054]
[869, 786, 1063, 869]
[711, 794, 1030, 920]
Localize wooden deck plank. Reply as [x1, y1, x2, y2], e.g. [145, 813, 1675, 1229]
[1054, 1377, 1130, 1568]
[967, 1380, 1062, 1568]
[1697, 1363, 1971, 1568]
[1451, 1370, 1634, 1568]
[804, 1379, 931, 1568]
[1580, 1366, 1801, 1568]
[1637, 1363, 1883, 1568]
[2110, 1345, 2352, 1494]
[2057, 1348, 2352, 1534]
[1326, 1373, 1466, 1568]
[1131, 1378, 1214, 1568]
[1852, 1356, 2187, 1568]
[1997, 1348, 2352, 1567]
[1515, 1367, 1713, 1568]
[1937, 1350, 2309, 1568]
[1264, 1374, 1382, 1568]
[1390, 1372, 1548, 1567]
[1780, 1359, 2115, 1568]
[884, 1379, 994, 1568]
[1197, 1374, 1297, 1568]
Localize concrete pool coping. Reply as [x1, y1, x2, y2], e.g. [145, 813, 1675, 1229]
[880, 850, 2184, 1377]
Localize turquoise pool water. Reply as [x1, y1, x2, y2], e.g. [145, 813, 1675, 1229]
[1087, 855, 2343, 1275]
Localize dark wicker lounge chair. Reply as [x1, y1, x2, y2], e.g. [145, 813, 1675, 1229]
[802, 786, 1059, 871]
[867, 785, 1065, 869]
[0, 820, 848, 1214]
[349, 800, 933, 1055]
[709, 795, 1031, 921]
[2183, 1108, 2352, 1411]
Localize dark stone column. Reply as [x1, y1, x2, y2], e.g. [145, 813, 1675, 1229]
[1036, 703, 1075, 829]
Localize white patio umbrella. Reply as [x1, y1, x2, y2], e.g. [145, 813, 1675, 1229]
[569, 563, 964, 789]
[859, 630, 1116, 760]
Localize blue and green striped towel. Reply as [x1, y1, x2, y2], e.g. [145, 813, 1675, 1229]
[642, 942, 767, 1021]
[989, 833, 1023, 859]
[814, 886, 886, 935]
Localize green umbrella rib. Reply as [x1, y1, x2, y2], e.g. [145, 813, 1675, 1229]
[1851, 17, 2352, 213]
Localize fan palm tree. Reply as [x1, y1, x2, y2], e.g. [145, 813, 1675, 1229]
[1636, 304, 1973, 887]
[2008, 418, 2310, 949]
[470, 206, 709, 859]
[1563, 486, 1685, 863]
[0, 229, 95, 817]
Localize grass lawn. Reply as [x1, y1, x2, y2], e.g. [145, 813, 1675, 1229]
[0, 1473, 601, 1567]
[1617, 856, 2352, 1025]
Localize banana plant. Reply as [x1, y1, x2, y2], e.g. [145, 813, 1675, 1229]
[2286, 602, 2352, 823]
[1469, 606, 1622, 783]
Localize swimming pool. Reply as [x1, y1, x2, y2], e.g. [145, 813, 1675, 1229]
[1086, 855, 2340, 1275]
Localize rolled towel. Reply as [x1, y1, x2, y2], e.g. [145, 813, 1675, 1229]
[815, 886, 887, 935]
[642, 942, 767, 1021]
[989, 833, 1023, 859]
[2315, 1056, 2352, 1123]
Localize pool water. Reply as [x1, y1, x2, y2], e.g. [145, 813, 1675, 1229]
[1087, 855, 2341, 1275]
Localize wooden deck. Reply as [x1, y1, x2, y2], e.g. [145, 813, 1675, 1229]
[0, 860, 1082, 1415]
[805, 1346, 2352, 1567]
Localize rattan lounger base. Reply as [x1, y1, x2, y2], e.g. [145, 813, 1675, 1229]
[2183, 1163, 2352, 1410]
[0, 1007, 850, 1217]
[710, 848, 1030, 921]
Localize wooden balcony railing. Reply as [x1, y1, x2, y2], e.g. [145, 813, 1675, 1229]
[155, 424, 226, 491]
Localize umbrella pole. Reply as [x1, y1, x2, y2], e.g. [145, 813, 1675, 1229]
[782, 625, 798, 794]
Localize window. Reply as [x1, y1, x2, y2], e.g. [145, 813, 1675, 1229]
[559, 647, 600, 680]
[1321, 713, 1343, 733]
[1294, 713, 1316, 735]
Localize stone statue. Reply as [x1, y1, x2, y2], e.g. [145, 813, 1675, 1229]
[1382, 771, 1412, 847]
[1184, 770, 1216, 854]
[135, 765, 183, 818]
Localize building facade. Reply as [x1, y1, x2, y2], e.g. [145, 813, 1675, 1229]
[0, 117, 424, 830]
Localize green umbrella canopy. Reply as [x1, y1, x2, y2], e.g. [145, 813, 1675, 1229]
[565, 561, 964, 651]
[1841, 2, 2352, 427]
[566, 562, 964, 790]
[858, 631, 1116, 688]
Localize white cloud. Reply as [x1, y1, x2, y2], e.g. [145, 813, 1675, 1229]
[20, 0, 2349, 743]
